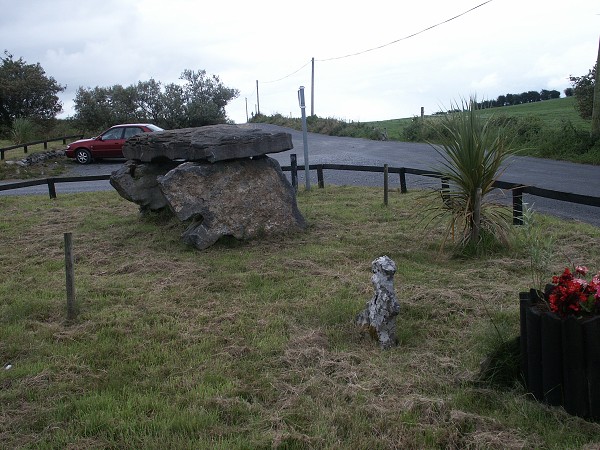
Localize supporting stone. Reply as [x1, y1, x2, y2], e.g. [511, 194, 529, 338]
[110, 159, 180, 212]
[158, 157, 306, 250]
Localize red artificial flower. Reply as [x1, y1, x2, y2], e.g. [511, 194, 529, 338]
[548, 266, 600, 317]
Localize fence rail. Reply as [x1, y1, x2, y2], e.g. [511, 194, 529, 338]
[1, 158, 599, 226]
[0, 134, 84, 160]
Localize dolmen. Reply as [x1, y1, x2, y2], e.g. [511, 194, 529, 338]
[110, 124, 306, 250]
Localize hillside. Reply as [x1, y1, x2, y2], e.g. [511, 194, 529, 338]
[368, 97, 590, 141]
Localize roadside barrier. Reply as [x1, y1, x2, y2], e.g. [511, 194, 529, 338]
[1, 154, 599, 225]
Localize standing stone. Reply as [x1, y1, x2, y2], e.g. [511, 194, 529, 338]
[356, 256, 400, 349]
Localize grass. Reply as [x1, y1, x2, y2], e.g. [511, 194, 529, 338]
[1, 186, 600, 448]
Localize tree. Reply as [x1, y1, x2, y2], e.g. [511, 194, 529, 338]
[73, 69, 239, 131]
[180, 69, 239, 127]
[72, 86, 114, 131]
[540, 89, 560, 100]
[569, 63, 596, 120]
[0, 51, 65, 127]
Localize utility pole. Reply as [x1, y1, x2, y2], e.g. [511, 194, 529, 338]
[298, 86, 310, 191]
[256, 80, 260, 115]
[245, 98, 249, 123]
[311, 57, 315, 116]
[592, 36, 600, 140]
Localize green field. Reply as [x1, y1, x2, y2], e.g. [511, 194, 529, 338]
[368, 97, 591, 141]
[1, 188, 600, 448]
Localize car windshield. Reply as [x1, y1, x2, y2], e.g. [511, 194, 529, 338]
[147, 125, 164, 132]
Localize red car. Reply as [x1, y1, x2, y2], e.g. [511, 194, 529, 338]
[65, 123, 164, 164]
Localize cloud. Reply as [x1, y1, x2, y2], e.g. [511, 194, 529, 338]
[2, 0, 598, 123]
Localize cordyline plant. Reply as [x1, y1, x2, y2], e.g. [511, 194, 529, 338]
[427, 97, 518, 250]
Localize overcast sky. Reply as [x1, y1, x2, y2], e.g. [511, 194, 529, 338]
[1, 0, 598, 124]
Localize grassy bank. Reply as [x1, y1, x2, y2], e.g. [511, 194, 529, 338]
[1, 187, 600, 448]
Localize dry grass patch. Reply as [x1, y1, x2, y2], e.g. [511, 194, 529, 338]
[0, 187, 599, 448]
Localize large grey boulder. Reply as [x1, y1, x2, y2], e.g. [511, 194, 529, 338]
[159, 157, 306, 249]
[356, 256, 400, 349]
[123, 124, 293, 163]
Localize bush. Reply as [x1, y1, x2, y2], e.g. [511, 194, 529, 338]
[10, 118, 38, 144]
[531, 120, 597, 158]
[424, 98, 517, 250]
[250, 113, 384, 140]
[488, 115, 543, 146]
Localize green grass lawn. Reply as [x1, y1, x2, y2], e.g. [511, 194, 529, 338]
[1, 187, 600, 448]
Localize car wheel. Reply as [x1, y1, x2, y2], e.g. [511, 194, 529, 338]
[75, 148, 92, 164]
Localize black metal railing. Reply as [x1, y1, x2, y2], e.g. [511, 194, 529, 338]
[1, 157, 599, 225]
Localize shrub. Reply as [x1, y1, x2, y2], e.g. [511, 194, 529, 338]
[425, 98, 517, 250]
[531, 119, 596, 158]
[10, 118, 38, 144]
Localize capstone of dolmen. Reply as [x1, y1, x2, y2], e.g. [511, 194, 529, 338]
[122, 124, 293, 163]
[110, 124, 305, 250]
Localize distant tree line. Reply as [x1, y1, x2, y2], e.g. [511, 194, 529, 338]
[485, 89, 561, 107]
[439, 90, 562, 113]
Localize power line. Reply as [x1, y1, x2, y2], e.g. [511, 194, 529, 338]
[257, 0, 493, 85]
[262, 60, 312, 84]
[316, 0, 494, 62]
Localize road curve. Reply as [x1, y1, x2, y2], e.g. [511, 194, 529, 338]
[1, 123, 599, 227]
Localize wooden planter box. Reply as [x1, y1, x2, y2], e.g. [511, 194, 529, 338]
[520, 289, 600, 419]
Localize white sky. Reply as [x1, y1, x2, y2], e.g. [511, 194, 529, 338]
[1, 0, 598, 124]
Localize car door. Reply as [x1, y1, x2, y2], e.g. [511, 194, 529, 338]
[93, 127, 125, 157]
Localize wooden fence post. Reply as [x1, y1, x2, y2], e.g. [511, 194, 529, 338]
[64, 233, 77, 322]
[47, 178, 57, 199]
[513, 187, 524, 225]
[317, 165, 324, 189]
[399, 168, 407, 194]
[290, 154, 298, 192]
[384, 164, 389, 206]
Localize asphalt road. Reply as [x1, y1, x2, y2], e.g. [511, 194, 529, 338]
[2, 123, 599, 227]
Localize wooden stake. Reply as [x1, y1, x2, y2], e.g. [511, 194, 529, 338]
[64, 232, 77, 321]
